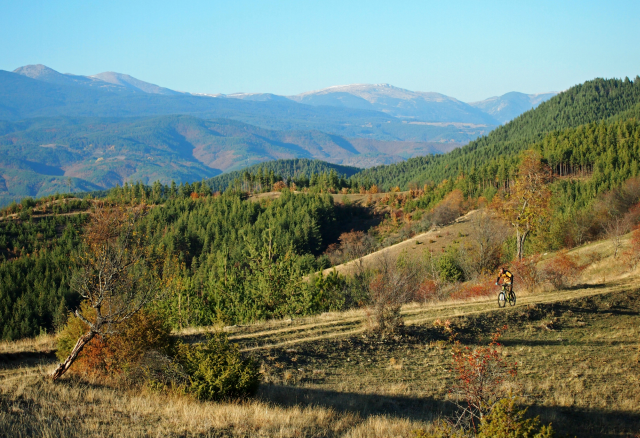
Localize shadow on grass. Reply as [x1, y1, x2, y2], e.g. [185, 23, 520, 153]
[501, 338, 639, 347]
[259, 384, 640, 438]
[0, 351, 57, 370]
[259, 384, 450, 424]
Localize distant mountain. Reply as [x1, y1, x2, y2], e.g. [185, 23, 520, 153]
[13, 64, 182, 95]
[0, 67, 492, 143]
[89, 72, 182, 95]
[0, 115, 460, 204]
[469, 91, 557, 124]
[285, 83, 500, 125]
[225, 92, 292, 102]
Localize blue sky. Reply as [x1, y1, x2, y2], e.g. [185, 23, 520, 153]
[1, 0, 639, 101]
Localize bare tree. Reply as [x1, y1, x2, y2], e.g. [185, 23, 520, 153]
[463, 211, 510, 277]
[368, 252, 422, 333]
[51, 204, 170, 380]
[603, 215, 631, 259]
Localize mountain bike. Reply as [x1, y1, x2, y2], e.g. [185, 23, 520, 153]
[497, 283, 516, 307]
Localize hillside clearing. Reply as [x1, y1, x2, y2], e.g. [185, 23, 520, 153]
[2, 257, 639, 437]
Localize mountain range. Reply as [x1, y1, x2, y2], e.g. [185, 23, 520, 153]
[8, 65, 555, 127]
[0, 64, 559, 204]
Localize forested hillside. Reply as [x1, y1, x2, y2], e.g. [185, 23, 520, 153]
[351, 77, 640, 190]
[3, 74, 640, 342]
[0, 190, 367, 340]
[206, 159, 361, 192]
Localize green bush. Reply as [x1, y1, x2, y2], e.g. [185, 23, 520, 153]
[438, 252, 464, 283]
[414, 398, 558, 438]
[176, 333, 260, 401]
[478, 398, 556, 438]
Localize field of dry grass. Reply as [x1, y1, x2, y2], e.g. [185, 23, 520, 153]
[2, 225, 640, 437]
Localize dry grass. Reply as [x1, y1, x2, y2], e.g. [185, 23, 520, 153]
[3, 236, 640, 437]
[0, 369, 367, 437]
[321, 210, 481, 277]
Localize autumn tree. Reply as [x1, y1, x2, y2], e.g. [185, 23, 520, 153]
[51, 203, 171, 380]
[433, 189, 465, 226]
[494, 151, 552, 260]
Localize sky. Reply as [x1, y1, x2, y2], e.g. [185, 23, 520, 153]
[1, 0, 639, 102]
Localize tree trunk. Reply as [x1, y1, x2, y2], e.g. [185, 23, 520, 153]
[515, 230, 528, 261]
[51, 331, 95, 380]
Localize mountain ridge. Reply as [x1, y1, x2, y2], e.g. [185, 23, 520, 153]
[8, 64, 555, 126]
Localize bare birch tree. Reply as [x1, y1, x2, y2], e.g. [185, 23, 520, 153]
[51, 203, 170, 380]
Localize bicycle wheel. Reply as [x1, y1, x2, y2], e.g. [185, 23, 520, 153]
[508, 291, 516, 306]
[498, 292, 506, 308]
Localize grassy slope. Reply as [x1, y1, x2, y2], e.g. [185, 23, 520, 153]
[1, 221, 639, 437]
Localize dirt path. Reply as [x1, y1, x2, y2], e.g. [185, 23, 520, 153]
[176, 274, 635, 353]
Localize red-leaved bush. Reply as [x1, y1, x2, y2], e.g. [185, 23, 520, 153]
[511, 254, 542, 293]
[56, 301, 173, 378]
[450, 325, 517, 431]
[540, 251, 584, 290]
[450, 278, 495, 301]
[414, 279, 441, 302]
[624, 225, 640, 269]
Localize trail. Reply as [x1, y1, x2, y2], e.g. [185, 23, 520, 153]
[179, 275, 634, 353]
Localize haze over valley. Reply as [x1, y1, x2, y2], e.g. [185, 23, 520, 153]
[0, 64, 557, 202]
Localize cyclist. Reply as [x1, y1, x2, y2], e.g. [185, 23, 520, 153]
[496, 267, 514, 293]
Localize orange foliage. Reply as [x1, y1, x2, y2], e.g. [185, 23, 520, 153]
[190, 192, 200, 199]
[450, 326, 517, 427]
[624, 225, 640, 268]
[511, 254, 542, 293]
[272, 181, 287, 191]
[369, 185, 379, 194]
[414, 280, 440, 302]
[450, 278, 495, 301]
[433, 189, 465, 225]
[57, 302, 172, 378]
[540, 250, 584, 289]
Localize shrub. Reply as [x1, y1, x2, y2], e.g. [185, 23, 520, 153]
[56, 301, 173, 377]
[477, 398, 556, 438]
[624, 225, 640, 269]
[540, 251, 583, 289]
[433, 189, 465, 226]
[415, 330, 557, 438]
[450, 278, 495, 301]
[450, 326, 517, 430]
[175, 333, 260, 401]
[414, 279, 440, 302]
[511, 254, 542, 293]
[439, 253, 464, 283]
